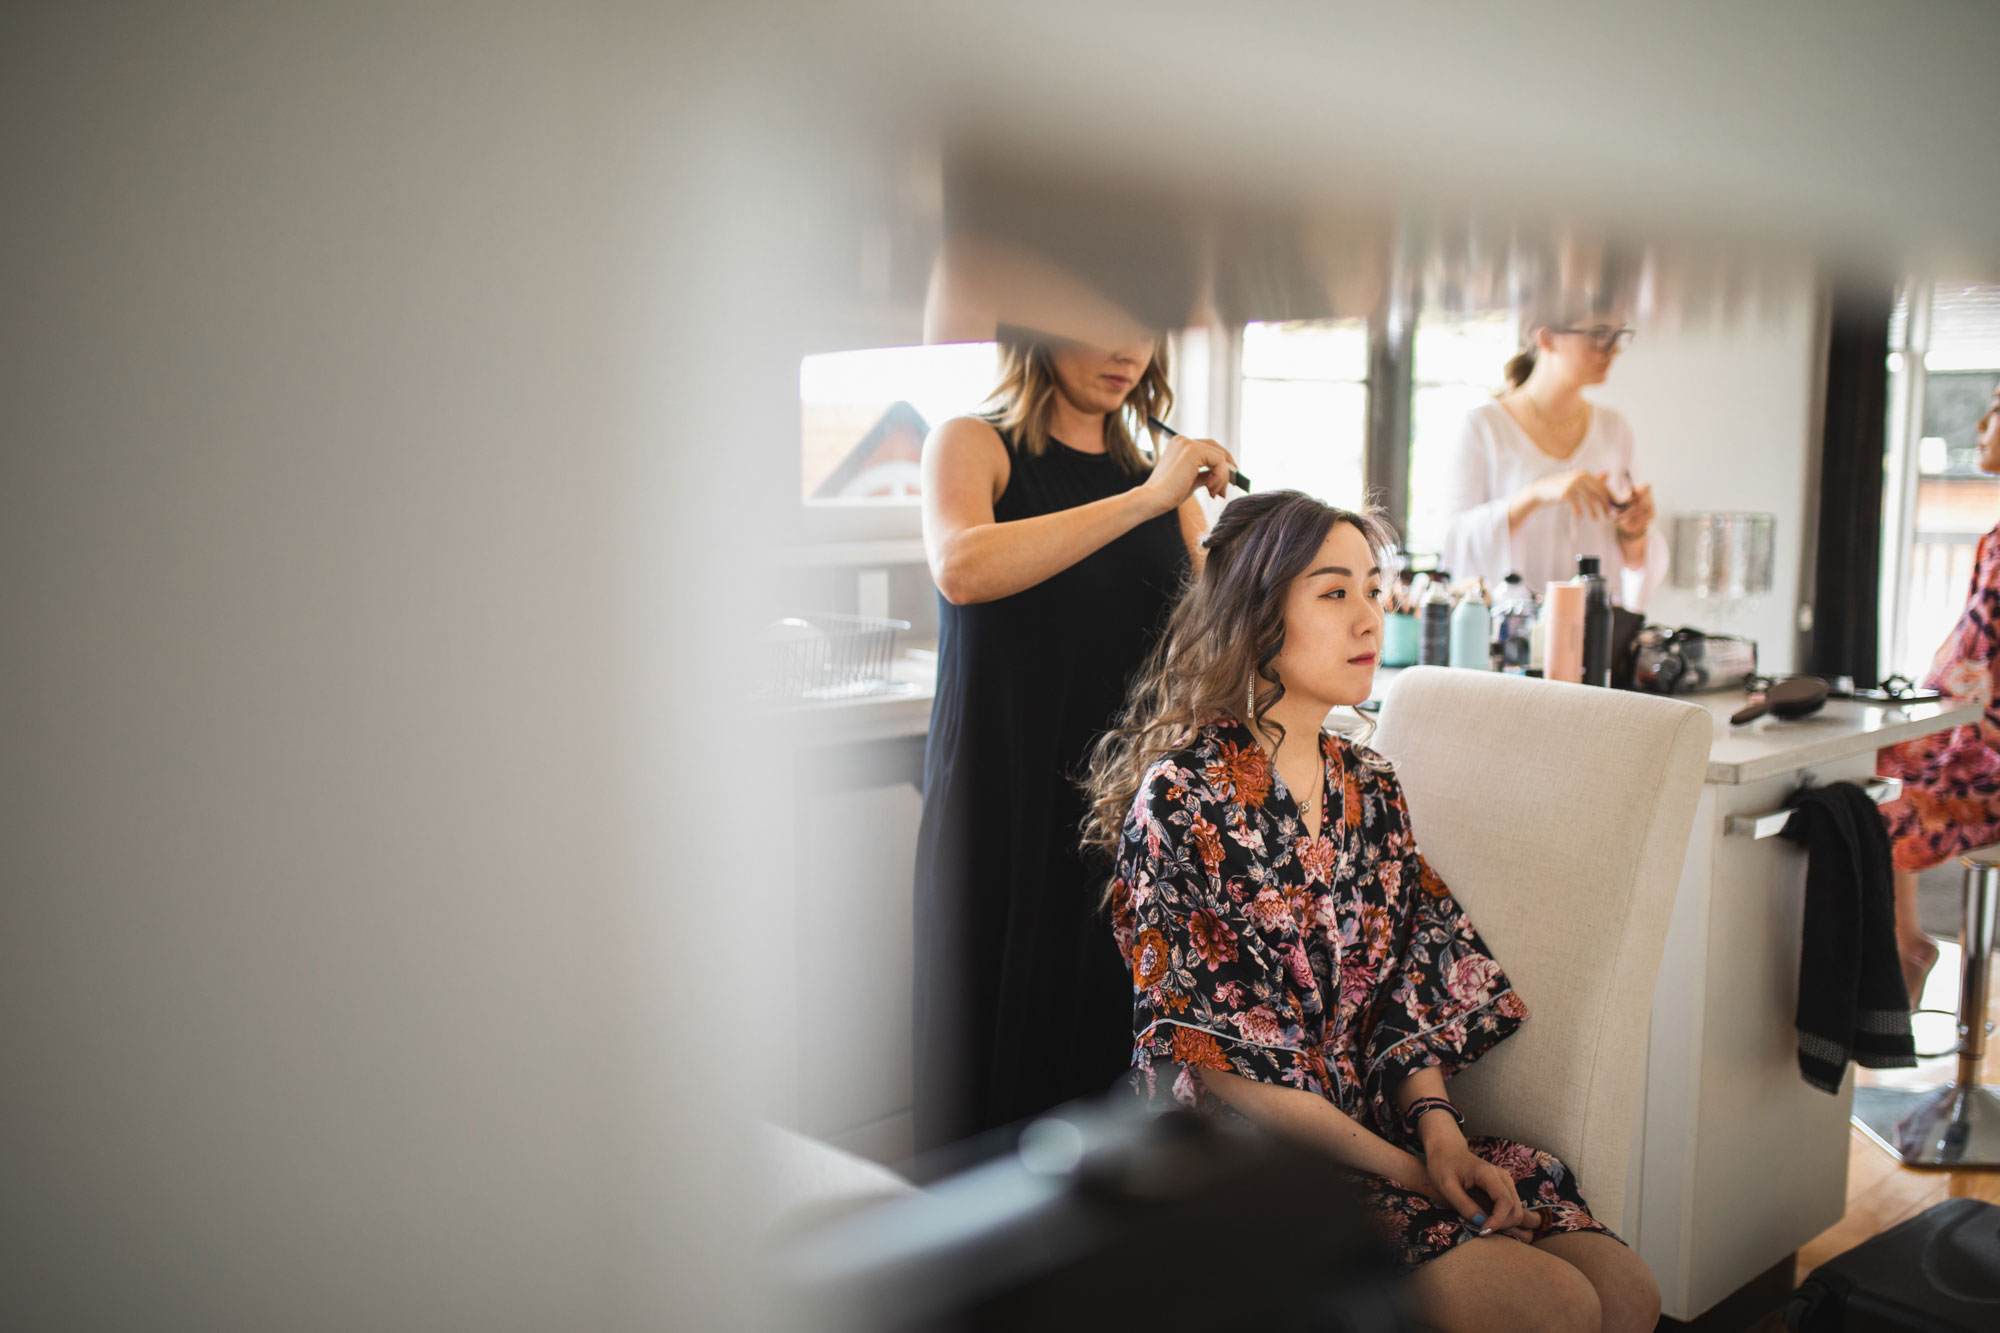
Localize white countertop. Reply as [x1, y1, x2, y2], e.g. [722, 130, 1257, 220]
[1689, 690, 1979, 784]
[772, 653, 1981, 784]
[767, 648, 937, 747]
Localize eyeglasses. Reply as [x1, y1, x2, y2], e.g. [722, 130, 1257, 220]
[1552, 325, 1637, 352]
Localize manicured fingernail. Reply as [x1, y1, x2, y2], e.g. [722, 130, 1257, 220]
[1470, 1212, 1486, 1227]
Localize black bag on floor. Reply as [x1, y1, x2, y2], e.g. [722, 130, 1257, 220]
[1786, 1197, 2000, 1331]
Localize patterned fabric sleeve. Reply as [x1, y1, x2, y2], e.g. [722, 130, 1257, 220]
[1111, 758, 1328, 1111]
[1358, 762, 1529, 1139]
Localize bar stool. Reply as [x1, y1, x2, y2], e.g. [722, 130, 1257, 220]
[1851, 845, 2000, 1167]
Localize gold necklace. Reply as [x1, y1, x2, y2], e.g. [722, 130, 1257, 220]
[1524, 390, 1588, 440]
[1295, 759, 1323, 833]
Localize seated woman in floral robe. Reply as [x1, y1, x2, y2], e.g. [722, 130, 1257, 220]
[1081, 490, 1659, 1333]
[1879, 385, 2000, 1003]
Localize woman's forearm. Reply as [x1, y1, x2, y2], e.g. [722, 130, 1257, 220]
[1392, 1065, 1469, 1156]
[1196, 1067, 1423, 1185]
[931, 487, 1163, 605]
[1505, 489, 1542, 535]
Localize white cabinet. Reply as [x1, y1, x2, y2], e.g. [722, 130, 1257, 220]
[796, 780, 922, 1163]
[1631, 695, 1979, 1321]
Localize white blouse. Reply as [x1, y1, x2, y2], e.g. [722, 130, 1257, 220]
[1439, 399, 1669, 609]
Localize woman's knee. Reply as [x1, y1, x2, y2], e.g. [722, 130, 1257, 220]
[1539, 1260, 1605, 1333]
[1483, 1258, 1600, 1333]
[1592, 1249, 1660, 1333]
[1413, 1239, 1602, 1333]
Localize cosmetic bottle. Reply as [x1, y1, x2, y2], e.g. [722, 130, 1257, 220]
[1449, 581, 1491, 670]
[1545, 581, 1586, 684]
[1575, 555, 1613, 688]
[1491, 573, 1538, 674]
[1418, 571, 1453, 667]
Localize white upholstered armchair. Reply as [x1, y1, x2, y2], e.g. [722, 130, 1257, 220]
[1370, 667, 1711, 1233]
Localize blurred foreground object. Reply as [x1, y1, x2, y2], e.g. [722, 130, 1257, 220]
[773, 1099, 1406, 1332]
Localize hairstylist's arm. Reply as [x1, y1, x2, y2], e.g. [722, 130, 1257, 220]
[922, 417, 1231, 605]
[1178, 494, 1209, 574]
[1391, 1067, 1529, 1236]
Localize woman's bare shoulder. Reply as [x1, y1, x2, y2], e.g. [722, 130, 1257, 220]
[924, 415, 1011, 501]
[928, 414, 1006, 455]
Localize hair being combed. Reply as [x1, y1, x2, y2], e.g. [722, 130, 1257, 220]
[1078, 491, 1391, 895]
[983, 329, 1172, 473]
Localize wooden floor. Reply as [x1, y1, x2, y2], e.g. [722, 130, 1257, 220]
[1741, 940, 2000, 1331]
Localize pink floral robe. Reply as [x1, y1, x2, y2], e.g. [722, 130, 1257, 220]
[1879, 523, 2000, 871]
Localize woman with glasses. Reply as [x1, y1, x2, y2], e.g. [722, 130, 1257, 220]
[1439, 311, 1668, 609]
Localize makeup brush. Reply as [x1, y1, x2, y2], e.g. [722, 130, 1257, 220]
[1147, 417, 1251, 492]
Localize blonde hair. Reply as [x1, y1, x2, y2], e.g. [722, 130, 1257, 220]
[1079, 491, 1392, 896]
[983, 330, 1172, 473]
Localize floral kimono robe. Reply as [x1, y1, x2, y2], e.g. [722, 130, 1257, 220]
[1108, 720, 1612, 1270]
[1878, 522, 2000, 871]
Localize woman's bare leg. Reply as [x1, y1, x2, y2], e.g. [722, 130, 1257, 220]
[1404, 1234, 1602, 1333]
[1533, 1232, 1660, 1333]
[1893, 866, 1940, 1004]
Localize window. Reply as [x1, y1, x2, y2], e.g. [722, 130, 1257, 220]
[1882, 282, 2000, 679]
[1235, 319, 1369, 508]
[799, 342, 999, 502]
[1406, 310, 1517, 558]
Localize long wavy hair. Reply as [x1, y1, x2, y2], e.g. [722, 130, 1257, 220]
[983, 329, 1171, 473]
[1079, 490, 1392, 875]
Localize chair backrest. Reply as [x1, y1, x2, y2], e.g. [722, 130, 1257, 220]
[1371, 667, 1710, 1228]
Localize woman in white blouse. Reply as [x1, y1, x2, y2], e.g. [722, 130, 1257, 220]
[1440, 315, 1668, 608]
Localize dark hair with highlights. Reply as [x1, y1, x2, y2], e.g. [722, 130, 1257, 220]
[1079, 490, 1391, 880]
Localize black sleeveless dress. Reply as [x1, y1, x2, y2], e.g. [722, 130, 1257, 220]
[913, 429, 1190, 1151]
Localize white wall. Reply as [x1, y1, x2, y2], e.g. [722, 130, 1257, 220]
[1595, 267, 1825, 674]
[1, 6, 769, 1330]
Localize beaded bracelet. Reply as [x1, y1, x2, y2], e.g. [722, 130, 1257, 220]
[1402, 1096, 1463, 1136]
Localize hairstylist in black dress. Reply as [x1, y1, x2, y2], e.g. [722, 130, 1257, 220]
[914, 328, 1235, 1150]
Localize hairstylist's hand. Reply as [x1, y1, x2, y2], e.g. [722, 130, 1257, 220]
[1523, 469, 1616, 520]
[1613, 479, 1656, 539]
[1422, 1139, 1528, 1236]
[1140, 431, 1236, 514]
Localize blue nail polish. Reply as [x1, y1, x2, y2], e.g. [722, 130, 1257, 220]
[1471, 1212, 1486, 1227]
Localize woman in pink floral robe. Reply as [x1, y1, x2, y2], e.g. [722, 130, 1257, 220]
[1878, 384, 2000, 1000]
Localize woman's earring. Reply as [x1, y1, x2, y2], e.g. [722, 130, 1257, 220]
[1245, 681, 1258, 728]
